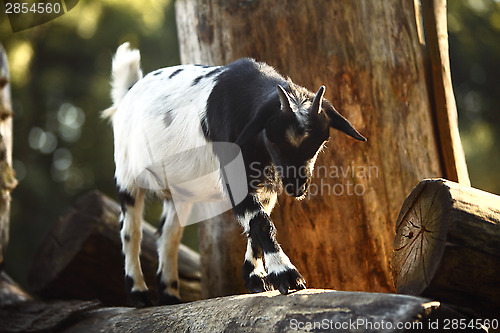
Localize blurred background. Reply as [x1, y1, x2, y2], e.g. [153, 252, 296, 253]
[0, 0, 498, 287]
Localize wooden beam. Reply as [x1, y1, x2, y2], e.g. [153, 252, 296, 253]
[422, 0, 470, 185]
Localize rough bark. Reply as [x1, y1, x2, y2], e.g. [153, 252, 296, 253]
[422, 0, 470, 185]
[27, 191, 201, 306]
[392, 178, 500, 318]
[1, 289, 482, 333]
[175, 0, 468, 297]
[0, 300, 100, 333]
[0, 271, 32, 307]
[0, 43, 17, 269]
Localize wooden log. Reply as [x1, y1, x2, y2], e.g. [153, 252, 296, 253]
[2, 290, 482, 333]
[0, 42, 17, 268]
[27, 191, 201, 306]
[175, 0, 463, 298]
[0, 299, 100, 333]
[392, 178, 500, 318]
[0, 271, 32, 307]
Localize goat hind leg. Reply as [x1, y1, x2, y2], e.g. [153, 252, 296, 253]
[119, 187, 152, 307]
[156, 200, 190, 305]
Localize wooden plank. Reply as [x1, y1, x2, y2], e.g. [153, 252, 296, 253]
[422, 0, 470, 185]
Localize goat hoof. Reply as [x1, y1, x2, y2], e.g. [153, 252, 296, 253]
[127, 290, 154, 308]
[245, 274, 270, 293]
[268, 269, 306, 295]
[158, 293, 182, 306]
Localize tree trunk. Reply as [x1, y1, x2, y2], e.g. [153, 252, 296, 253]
[0, 43, 17, 270]
[1, 289, 481, 333]
[392, 178, 500, 318]
[175, 0, 469, 297]
[28, 191, 201, 306]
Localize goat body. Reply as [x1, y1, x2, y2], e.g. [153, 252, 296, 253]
[105, 43, 365, 307]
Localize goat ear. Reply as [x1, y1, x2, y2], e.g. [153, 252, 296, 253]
[234, 97, 279, 147]
[311, 86, 325, 114]
[325, 104, 367, 141]
[277, 85, 294, 114]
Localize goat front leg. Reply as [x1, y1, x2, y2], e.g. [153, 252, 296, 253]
[242, 237, 270, 292]
[235, 195, 306, 294]
[118, 187, 153, 307]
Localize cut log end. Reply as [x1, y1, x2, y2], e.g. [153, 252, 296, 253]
[392, 178, 500, 318]
[392, 179, 451, 295]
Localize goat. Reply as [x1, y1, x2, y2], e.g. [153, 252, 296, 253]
[104, 43, 366, 307]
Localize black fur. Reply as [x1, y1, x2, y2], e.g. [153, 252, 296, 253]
[168, 68, 183, 79]
[156, 273, 182, 306]
[204, 59, 331, 198]
[204, 67, 223, 78]
[267, 269, 306, 295]
[249, 217, 279, 254]
[200, 116, 210, 140]
[192, 75, 203, 86]
[117, 183, 135, 213]
[125, 275, 153, 307]
[242, 260, 269, 293]
[170, 281, 179, 290]
[153, 70, 162, 76]
[157, 215, 166, 235]
[192, 67, 224, 87]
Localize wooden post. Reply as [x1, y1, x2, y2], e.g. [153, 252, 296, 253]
[392, 178, 500, 318]
[0, 43, 17, 270]
[422, 0, 470, 185]
[175, 0, 469, 297]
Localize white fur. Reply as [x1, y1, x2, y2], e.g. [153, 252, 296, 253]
[121, 188, 148, 291]
[238, 210, 259, 235]
[111, 63, 226, 201]
[103, 43, 143, 119]
[108, 43, 230, 300]
[264, 250, 296, 275]
[245, 240, 267, 278]
[157, 200, 192, 298]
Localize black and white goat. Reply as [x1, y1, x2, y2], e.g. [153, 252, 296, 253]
[104, 43, 366, 307]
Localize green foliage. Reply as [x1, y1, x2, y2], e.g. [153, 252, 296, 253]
[448, 0, 500, 195]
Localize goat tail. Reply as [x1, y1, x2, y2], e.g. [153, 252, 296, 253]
[102, 42, 143, 120]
